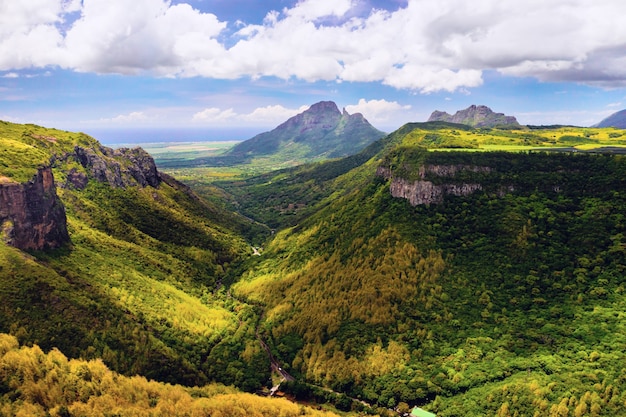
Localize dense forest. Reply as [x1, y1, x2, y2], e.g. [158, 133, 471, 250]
[0, 333, 339, 417]
[221, 124, 626, 415]
[2, 120, 626, 415]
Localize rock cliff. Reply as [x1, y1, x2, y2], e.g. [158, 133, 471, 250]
[376, 164, 489, 206]
[428, 105, 520, 128]
[73, 145, 160, 188]
[0, 167, 69, 250]
[0, 141, 163, 250]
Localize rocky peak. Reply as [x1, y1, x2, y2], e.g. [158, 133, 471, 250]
[593, 109, 626, 128]
[279, 101, 342, 133]
[427, 105, 520, 128]
[225, 100, 384, 162]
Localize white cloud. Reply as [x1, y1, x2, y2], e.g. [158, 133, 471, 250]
[96, 111, 151, 124]
[240, 104, 310, 123]
[192, 104, 310, 125]
[345, 98, 411, 123]
[192, 107, 237, 122]
[1, 0, 626, 91]
[63, 0, 227, 74]
[1, 72, 19, 78]
[285, 0, 354, 20]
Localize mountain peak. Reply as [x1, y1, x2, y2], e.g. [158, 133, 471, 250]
[308, 100, 341, 114]
[226, 101, 385, 164]
[428, 105, 520, 128]
[594, 109, 626, 128]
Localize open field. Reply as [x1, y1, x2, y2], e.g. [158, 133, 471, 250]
[142, 141, 240, 164]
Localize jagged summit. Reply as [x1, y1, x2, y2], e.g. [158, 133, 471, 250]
[594, 109, 626, 128]
[428, 104, 520, 128]
[225, 100, 385, 163]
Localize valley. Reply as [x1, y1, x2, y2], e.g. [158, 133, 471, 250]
[1, 113, 626, 416]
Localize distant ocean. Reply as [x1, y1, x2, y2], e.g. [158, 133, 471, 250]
[81, 127, 259, 147]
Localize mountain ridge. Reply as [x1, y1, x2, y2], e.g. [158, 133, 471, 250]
[228, 101, 384, 161]
[594, 108, 626, 128]
[169, 101, 385, 168]
[4, 119, 626, 415]
[427, 104, 520, 127]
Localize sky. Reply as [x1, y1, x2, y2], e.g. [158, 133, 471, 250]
[2, 0, 626, 142]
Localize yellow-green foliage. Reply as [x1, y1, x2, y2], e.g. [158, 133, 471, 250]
[400, 124, 626, 151]
[235, 228, 446, 385]
[51, 214, 238, 342]
[0, 120, 264, 388]
[0, 334, 339, 417]
[0, 120, 98, 182]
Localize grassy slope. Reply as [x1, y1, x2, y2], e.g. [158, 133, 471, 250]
[4, 119, 626, 414]
[228, 124, 626, 415]
[0, 121, 268, 390]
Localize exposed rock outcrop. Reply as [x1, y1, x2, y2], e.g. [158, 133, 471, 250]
[0, 167, 69, 250]
[428, 105, 520, 128]
[0, 144, 162, 251]
[376, 164, 489, 206]
[224, 101, 385, 161]
[73, 145, 160, 188]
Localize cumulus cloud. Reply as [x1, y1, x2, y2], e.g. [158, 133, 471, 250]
[192, 104, 309, 125]
[239, 104, 310, 123]
[1, 0, 626, 91]
[345, 98, 411, 123]
[192, 107, 237, 122]
[97, 111, 151, 124]
[63, 0, 227, 74]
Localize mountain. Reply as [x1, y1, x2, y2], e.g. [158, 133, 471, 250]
[170, 101, 385, 168]
[225, 123, 626, 415]
[5, 118, 626, 415]
[0, 120, 273, 392]
[594, 109, 626, 128]
[428, 104, 520, 127]
[228, 101, 384, 161]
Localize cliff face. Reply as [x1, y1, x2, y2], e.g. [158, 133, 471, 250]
[376, 164, 489, 206]
[0, 142, 162, 251]
[0, 167, 69, 250]
[73, 145, 160, 188]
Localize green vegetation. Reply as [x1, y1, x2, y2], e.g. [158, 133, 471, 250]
[0, 121, 270, 392]
[0, 333, 339, 417]
[3, 118, 626, 415]
[219, 123, 626, 415]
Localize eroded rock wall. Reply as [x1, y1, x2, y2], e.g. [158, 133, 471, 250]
[0, 167, 69, 250]
[377, 164, 487, 206]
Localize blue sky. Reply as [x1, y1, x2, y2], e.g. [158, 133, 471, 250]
[1, 0, 626, 141]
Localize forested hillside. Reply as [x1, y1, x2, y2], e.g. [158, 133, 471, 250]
[3, 119, 626, 416]
[227, 123, 626, 415]
[0, 121, 270, 394]
[0, 333, 338, 417]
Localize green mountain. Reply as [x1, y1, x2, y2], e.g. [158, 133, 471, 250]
[4, 119, 626, 416]
[224, 123, 626, 415]
[428, 105, 520, 128]
[173, 101, 385, 168]
[0, 121, 272, 392]
[594, 109, 626, 128]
